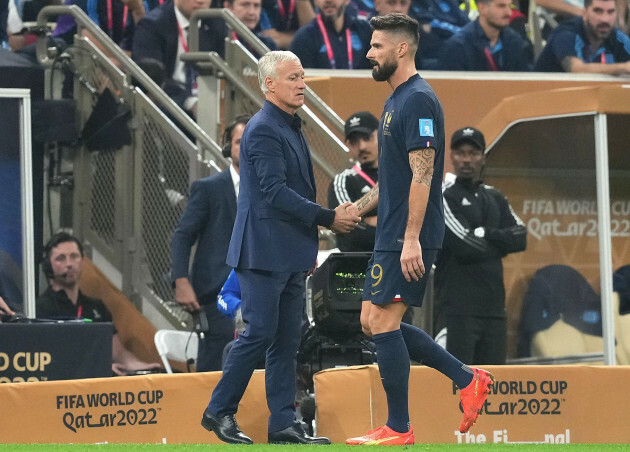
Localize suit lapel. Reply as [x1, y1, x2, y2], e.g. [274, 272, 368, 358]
[282, 122, 315, 193]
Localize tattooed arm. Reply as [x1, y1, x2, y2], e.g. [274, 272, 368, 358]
[401, 148, 434, 282]
[353, 183, 380, 216]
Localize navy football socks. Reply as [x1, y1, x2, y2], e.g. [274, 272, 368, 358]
[400, 322, 473, 389]
[373, 329, 410, 434]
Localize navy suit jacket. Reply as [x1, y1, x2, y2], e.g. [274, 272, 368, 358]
[171, 169, 237, 301]
[227, 101, 328, 272]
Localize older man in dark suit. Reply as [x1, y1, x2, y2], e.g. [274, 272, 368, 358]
[170, 115, 250, 372]
[200, 51, 360, 445]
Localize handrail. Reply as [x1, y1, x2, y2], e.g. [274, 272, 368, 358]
[187, 8, 345, 135]
[182, 50, 341, 178]
[36, 5, 225, 162]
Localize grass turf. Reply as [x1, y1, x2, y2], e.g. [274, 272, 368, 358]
[1, 444, 629, 451]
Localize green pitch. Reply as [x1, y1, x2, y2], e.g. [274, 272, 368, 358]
[1, 444, 628, 451]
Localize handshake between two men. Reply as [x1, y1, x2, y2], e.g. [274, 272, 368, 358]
[330, 202, 362, 234]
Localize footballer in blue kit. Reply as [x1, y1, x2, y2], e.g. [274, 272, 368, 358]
[346, 13, 494, 446]
[365, 72, 445, 307]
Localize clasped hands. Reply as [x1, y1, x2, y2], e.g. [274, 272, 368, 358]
[330, 202, 361, 234]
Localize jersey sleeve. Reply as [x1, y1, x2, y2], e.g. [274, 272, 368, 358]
[401, 92, 441, 153]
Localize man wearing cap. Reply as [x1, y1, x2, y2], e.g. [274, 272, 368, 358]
[434, 126, 527, 365]
[328, 111, 380, 252]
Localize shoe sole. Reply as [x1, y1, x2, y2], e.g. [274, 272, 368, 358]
[346, 437, 414, 446]
[459, 370, 495, 433]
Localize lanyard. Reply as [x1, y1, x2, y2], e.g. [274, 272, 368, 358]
[277, 0, 295, 26]
[316, 14, 353, 69]
[601, 51, 606, 63]
[177, 20, 188, 52]
[107, 0, 128, 38]
[77, 305, 83, 319]
[353, 163, 376, 187]
[483, 46, 498, 71]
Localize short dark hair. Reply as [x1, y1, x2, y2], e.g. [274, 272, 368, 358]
[42, 232, 84, 278]
[370, 13, 419, 50]
[584, 0, 614, 8]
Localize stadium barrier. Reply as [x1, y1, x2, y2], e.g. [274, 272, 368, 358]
[315, 364, 630, 444]
[0, 371, 269, 444]
[1, 364, 629, 444]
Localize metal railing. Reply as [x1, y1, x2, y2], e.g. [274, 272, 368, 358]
[183, 8, 351, 205]
[36, 5, 227, 327]
[34, 5, 353, 328]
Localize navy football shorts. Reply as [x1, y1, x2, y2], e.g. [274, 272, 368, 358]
[362, 249, 438, 307]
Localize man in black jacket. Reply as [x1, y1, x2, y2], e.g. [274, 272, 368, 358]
[327, 111, 379, 252]
[434, 127, 527, 365]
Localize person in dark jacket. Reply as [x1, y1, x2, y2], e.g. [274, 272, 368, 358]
[328, 111, 379, 252]
[170, 115, 250, 372]
[437, 0, 532, 71]
[434, 127, 527, 365]
[289, 0, 372, 69]
[534, 0, 630, 73]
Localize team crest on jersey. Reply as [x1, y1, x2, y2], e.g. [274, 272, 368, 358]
[383, 111, 393, 136]
[419, 119, 434, 137]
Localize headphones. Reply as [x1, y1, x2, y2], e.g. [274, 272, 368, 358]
[42, 232, 84, 279]
[221, 114, 252, 159]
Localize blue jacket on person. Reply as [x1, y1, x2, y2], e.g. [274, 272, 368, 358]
[437, 19, 532, 71]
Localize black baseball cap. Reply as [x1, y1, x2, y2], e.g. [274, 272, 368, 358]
[344, 111, 379, 139]
[451, 126, 486, 150]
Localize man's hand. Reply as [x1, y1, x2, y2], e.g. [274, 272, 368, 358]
[330, 202, 361, 234]
[401, 239, 425, 282]
[175, 278, 200, 312]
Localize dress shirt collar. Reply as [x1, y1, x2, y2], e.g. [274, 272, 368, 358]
[174, 4, 190, 32]
[229, 164, 240, 198]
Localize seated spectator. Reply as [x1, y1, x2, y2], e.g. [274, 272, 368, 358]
[537, 0, 628, 34]
[260, 0, 316, 49]
[411, 0, 470, 69]
[52, 0, 147, 65]
[289, 0, 372, 69]
[534, 0, 630, 73]
[437, 0, 532, 71]
[222, 0, 278, 55]
[133, 0, 214, 118]
[36, 232, 162, 376]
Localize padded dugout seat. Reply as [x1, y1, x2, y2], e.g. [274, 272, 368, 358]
[531, 319, 604, 362]
[518, 265, 603, 359]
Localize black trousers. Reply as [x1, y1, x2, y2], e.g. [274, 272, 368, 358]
[196, 296, 235, 372]
[446, 315, 507, 365]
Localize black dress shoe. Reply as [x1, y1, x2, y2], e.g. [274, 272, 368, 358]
[268, 422, 331, 445]
[201, 410, 253, 444]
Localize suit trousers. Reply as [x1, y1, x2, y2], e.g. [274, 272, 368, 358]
[208, 268, 305, 433]
[196, 295, 235, 372]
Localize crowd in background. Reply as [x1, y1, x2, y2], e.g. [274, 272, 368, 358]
[2, 0, 630, 86]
